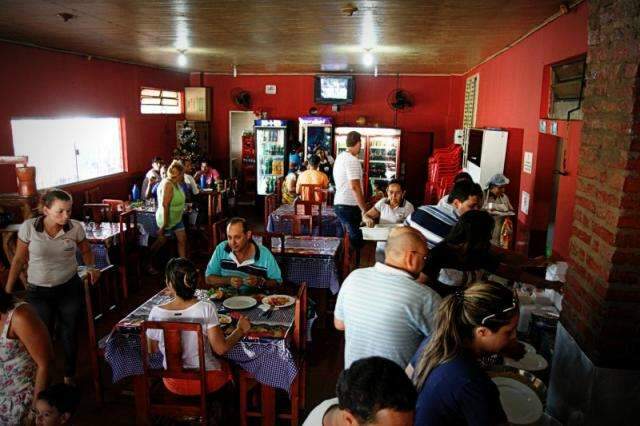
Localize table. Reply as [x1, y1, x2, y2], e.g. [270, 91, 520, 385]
[255, 235, 342, 294]
[135, 206, 200, 239]
[267, 204, 343, 237]
[82, 222, 121, 269]
[104, 289, 298, 425]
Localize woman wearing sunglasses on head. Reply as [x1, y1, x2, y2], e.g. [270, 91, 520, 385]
[411, 282, 518, 426]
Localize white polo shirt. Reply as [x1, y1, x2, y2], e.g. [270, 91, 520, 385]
[333, 151, 363, 206]
[18, 217, 85, 286]
[375, 198, 415, 224]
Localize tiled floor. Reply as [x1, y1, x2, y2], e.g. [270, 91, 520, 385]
[65, 204, 371, 425]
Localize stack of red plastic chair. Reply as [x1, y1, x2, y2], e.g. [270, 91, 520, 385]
[424, 145, 463, 204]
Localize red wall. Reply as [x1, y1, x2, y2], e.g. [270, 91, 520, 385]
[189, 73, 465, 177]
[0, 41, 189, 198]
[463, 2, 588, 259]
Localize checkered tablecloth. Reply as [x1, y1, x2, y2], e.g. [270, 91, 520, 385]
[276, 256, 341, 294]
[267, 205, 344, 237]
[104, 290, 299, 393]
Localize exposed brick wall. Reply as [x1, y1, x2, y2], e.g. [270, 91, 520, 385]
[562, 0, 640, 368]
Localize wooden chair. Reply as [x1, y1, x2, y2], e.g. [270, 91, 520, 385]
[102, 199, 126, 222]
[117, 210, 141, 299]
[140, 321, 218, 425]
[341, 223, 353, 279]
[252, 231, 285, 255]
[314, 188, 334, 206]
[298, 184, 322, 202]
[84, 186, 102, 204]
[239, 283, 308, 426]
[207, 191, 224, 226]
[83, 265, 119, 404]
[83, 203, 110, 225]
[294, 198, 323, 235]
[211, 217, 228, 250]
[275, 177, 284, 207]
[263, 194, 277, 229]
[281, 214, 313, 236]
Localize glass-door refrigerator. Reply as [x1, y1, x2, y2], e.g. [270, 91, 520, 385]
[334, 127, 401, 198]
[255, 119, 289, 195]
[299, 116, 333, 161]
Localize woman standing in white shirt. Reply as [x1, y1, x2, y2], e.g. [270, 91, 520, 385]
[146, 257, 250, 395]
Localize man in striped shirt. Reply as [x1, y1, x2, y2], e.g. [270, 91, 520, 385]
[334, 227, 441, 368]
[406, 180, 483, 248]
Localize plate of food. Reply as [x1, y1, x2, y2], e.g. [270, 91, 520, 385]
[504, 352, 548, 372]
[492, 376, 543, 424]
[223, 296, 257, 310]
[262, 294, 295, 308]
[208, 288, 225, 300]
[217, 314, 232, 325]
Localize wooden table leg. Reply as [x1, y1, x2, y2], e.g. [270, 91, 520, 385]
[133, 375, 150, 426]
[260, 384, 276, 426]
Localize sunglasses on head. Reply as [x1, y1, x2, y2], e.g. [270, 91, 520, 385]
[480, 294, 519, 326]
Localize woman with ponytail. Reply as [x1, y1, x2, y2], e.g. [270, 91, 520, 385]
[412, 282, 518, 425]
[146, 257, 250, 395]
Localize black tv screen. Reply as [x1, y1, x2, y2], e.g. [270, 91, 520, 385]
[314, 75, 355, 104]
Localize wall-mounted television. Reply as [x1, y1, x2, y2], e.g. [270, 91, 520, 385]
[314, 75, 355, 105]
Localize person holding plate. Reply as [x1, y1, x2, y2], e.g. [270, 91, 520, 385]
[147, 257, 250, 396]
[482, 173, 515, 247]
[205, 217, 282, 290]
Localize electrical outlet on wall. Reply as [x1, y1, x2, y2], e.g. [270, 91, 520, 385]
[265, 85, 276, 95]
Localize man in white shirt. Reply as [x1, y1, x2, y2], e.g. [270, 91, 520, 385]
[303, 356, 416, 426]
[334, 227, 441, 368]
[333, 131, 367, 254]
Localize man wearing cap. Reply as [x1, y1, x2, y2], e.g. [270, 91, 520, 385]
[482, 173, 515, 246]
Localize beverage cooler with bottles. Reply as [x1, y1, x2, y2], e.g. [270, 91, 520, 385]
[298, 116, 333, 161]
[255, 119, 289, 195]
[335, 127, 401, 198]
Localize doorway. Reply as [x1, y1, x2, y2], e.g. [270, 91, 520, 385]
[401, 131, 434, 205]
[545, 137, 566, 257]
[229, 111, 256, 178]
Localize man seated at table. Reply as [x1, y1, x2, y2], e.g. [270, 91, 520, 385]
[141, 156, 164, 200]
[296, 154, 329, 202]
[194, 159, 221, 188]
[303, 356, 416, 426]
[334, 227, 441, 368]
[362, 179, 415, 262]
[205, 217, 282, 289]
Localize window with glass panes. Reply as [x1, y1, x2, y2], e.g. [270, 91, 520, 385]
[140, 88, 182, 114]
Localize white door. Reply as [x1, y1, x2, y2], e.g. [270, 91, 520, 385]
[229, 111, 256, 178]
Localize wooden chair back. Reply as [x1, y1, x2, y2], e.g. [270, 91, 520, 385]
[82, 265, 119, 403]
[281, 214, 313, 236]
[140, 321, 208, 424]
[84, 186, 102, 204]
[118, 210, 140, 299]
[293, 283, 308, 353]
[207, 191, 223, 226]
[298, 184, 322, 202]
[275, 177, 284, 206]
[211, 217, 228, 250]
[253, 231, 285, 255]
[314, 188, 334, 206]
[294, 198, 323, 235]
[102, 199, 125, 221]
[83, 203, 110, 224]
[341, 223, 352, 279]
[263, 193, 277, 228]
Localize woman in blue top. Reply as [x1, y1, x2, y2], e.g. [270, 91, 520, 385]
[412, 282, 518, 426]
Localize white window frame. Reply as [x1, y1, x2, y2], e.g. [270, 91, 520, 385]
[463, 73, 480, 129]
[11, 117, 125, 189]
[140, 87, 183, 114]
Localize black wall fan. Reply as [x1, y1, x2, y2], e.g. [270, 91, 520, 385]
[387, 89, 415, 112]
[231, 88, 252, 110]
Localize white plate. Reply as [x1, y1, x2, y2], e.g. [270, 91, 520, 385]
[504, 352, 548, 372]
[218, 314, 232, 325]
[492, 377, 543, 424]
[262, 294, 295, 308]
[520, 341, 535, 354]
[223, 296, 257, 310]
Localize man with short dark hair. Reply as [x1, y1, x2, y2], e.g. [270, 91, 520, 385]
[194, 159, 221, 187]
[406, 179, 484, 248]
[141, 156, 164, 199]
[296, 154, 329, 201]
[302, 356, 417, 426]
[205, 217, 282, 289]
[333, 131, 367, 254]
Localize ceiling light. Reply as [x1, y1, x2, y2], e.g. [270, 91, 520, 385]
[363, 51, 374, 67]
[177, 50, 187, 67]
[233, 65, 237, 78]
[374, 66, 378, 77]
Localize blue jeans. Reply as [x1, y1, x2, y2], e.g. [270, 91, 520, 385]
[27, 275, 83, 377]
[334, 204, 364, 249]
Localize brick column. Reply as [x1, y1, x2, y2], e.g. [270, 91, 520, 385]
[562, 0, 640, 367]
[547, 1, 640, 423]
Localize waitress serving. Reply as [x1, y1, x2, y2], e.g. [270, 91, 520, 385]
[5, 189, 100, 384]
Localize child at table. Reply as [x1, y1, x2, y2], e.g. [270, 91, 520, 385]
[146, 257, 251, 395]
[33, 383, 80, 425]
